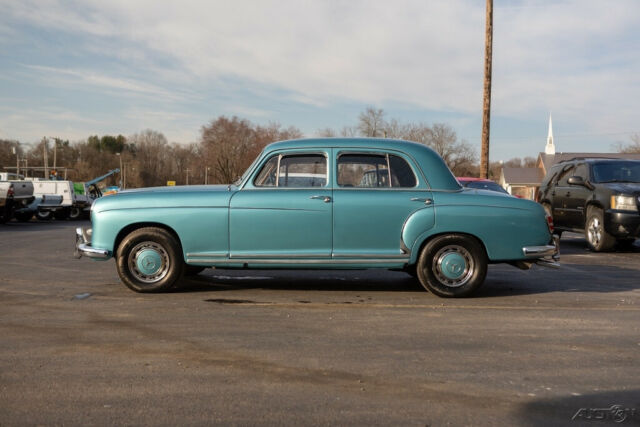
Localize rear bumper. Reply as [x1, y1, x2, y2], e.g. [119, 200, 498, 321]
[75, 227, 110, 259]
[522, 234, 560, 268]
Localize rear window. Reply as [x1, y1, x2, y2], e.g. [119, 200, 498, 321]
[337, 153, 417, 188]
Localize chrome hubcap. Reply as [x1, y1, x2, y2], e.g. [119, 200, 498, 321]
[432, 245, 474, 288]
[587, 217, 601, 246]
[128, 241, 169, 283]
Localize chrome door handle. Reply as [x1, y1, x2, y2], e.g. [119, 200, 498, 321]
[310, 195, 332, 203]
[411, 197, 433, 205]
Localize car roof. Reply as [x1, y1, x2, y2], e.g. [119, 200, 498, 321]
[558, 157, 640, 164]
[261, 137, 461, 191]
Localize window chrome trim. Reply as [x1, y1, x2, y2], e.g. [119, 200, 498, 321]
[335, 150, 419, 189]
[252, 151, 330, 189]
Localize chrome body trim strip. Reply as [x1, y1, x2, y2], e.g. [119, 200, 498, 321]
[332, 253, 408, 259]
[185, 258, 410, 265]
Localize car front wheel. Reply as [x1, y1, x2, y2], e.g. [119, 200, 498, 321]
[416, 234, 488, 298]
[585, 206, 615, 252]
[116, 227, 184, 292]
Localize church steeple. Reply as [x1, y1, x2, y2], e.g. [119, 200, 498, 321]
[545, 113, 556, 155]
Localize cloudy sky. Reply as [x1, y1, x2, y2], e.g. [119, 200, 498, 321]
[1, 0, 639, 160]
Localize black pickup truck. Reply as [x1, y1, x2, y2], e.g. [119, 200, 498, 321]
[536, 158, 640, 251]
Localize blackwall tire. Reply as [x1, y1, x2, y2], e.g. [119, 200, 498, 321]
[116, 227, 184, 293]
[417, 234, 488, 298]
[36, 210, 52, 221]
[69, 207, 82, 220]
[585, 207, 615, 252]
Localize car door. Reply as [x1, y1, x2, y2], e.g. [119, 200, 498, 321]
[564, 163, 591, 228]
[551, 165, 574, 228]
[229, 151, 333, 258]
[331, 150, 434, 259]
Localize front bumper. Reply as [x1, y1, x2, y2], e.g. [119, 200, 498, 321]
[75, 227, 110, 259]
[521, 234, 560, 268]
[604, 210, 640, 238]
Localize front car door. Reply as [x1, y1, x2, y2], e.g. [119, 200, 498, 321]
[551, 165, 575, 228]
[229, 150, 332, 259]
[565, 163, 591, 228]
[331, 150, 434, 260]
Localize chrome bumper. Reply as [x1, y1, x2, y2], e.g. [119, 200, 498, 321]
[521, 235, 560, 269]
[75, 227, 110, 259]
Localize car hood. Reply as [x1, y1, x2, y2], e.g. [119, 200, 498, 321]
[93, 185, 236, 213]
[603, 182, 640, 194]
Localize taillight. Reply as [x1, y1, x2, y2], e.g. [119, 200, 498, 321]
[545, 212, 554, 234]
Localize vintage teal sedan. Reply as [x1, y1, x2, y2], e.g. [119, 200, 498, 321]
[75, 138, 559, 297]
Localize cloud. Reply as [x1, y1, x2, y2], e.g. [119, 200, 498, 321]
[1, 0, 639, 154]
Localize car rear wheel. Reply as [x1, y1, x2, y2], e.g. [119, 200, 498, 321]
[585, 206, 615, 252]
[116, 227, 184, 292]
[36, 210, 52, 221]
[416, 234, 487, 298]
[69, 207, 82, 220]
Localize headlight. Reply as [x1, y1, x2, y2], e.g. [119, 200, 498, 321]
[611, 195, 638, 212]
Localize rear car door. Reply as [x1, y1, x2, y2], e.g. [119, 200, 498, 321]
[331, 150, 433, 259]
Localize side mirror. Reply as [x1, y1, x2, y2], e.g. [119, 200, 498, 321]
[567, 176, 585, 186]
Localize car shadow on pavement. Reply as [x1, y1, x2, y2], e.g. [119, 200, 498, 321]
[172, 235, 639, 296]
[559, 234, 640, 255]
[173, 269, 424, 294]
[515, 389, 640, 426]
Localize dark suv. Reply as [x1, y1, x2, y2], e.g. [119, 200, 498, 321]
[537, 158, 640, 251]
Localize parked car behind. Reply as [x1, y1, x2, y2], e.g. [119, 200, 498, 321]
[0, 174, 35, 223]
[76, 138, 559, 298]
[457, 177, 511, 195]
[537, 158, 640, 251]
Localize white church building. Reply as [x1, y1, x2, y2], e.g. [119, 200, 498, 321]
[499, 116, 640, 200]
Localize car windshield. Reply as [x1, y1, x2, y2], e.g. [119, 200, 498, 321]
[591, 161, 640, 183]
[234, 152, 264, 186]
[462, 180, 509, 194]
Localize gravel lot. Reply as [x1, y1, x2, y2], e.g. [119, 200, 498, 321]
[1, 220, 639, 426]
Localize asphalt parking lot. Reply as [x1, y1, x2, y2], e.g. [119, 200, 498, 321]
[1, 220, 639, 426]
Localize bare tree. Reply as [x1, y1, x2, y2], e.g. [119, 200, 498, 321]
[317, 127, 337, 137]
[201, 117, 254, 184]
[615, 134, 640, 153]
[424, 124, 477, 176]
[129, 130, 170, 187]
[358, 107, 387, 137]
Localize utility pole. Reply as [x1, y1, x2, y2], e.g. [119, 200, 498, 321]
[480, 0, 493, 179]
[52, 138, 57, 171]
[13, 146, 19, 176]
[43, 137, 49, 179]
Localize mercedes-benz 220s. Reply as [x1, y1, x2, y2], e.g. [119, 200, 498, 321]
[75, 138, 559, 297]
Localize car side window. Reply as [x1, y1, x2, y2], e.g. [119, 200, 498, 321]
[556, 166, 575, 186]
[254, 154, 327, 188]
[574, 164, 588, 180]
[337, 153, 417, 188]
